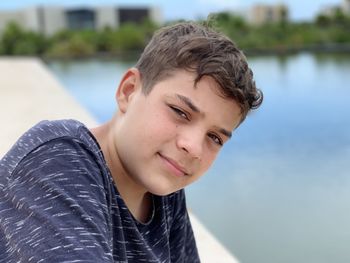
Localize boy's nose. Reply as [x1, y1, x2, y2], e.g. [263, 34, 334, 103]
[176, 131, 203, 160]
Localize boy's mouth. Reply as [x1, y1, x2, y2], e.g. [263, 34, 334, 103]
[157, 153, 189, 177]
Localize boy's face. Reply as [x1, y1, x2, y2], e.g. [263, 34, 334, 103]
[115, 69, 242, 196]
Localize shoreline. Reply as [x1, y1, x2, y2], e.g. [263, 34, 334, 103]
[244, 43, 350, 56]
[36, 43, 350, 61]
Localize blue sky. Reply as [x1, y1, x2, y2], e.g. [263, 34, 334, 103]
[0, 0, 343, 21]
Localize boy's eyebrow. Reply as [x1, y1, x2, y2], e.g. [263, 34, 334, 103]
[176, 94, 200, 113]
[175, 94, 232, 139]
[218, 128, 232, 139]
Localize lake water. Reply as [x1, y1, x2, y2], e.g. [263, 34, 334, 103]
[47, 52, 350, 263]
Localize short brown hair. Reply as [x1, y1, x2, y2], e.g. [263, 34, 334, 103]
[135, 22, 263, 121]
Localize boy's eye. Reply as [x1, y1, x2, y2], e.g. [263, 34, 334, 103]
[170, 106, 189, 120]
[208, 133, 223, 146]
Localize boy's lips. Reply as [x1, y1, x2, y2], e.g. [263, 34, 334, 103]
[158, 153, 189, 177]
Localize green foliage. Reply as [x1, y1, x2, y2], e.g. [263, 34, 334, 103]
[213, 12, 249, 41]
[315, 15, 332, 27]
[95, 26, 114, 52]
[0, 13, 349, 58]
[108, 23, 146, 53]
[46, 20, 156, 57]
[0, 22, 24, 55]
[215, 12, 248, 30]
[212, 11, 350, 53]
[46, 33, 95, 58]
[315, 8, 350, 28]
[0, 22, 47, 55]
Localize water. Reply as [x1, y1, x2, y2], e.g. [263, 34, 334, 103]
[46, 52, 350, 263]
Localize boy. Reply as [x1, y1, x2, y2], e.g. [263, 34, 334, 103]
[0, 22, 262, 262]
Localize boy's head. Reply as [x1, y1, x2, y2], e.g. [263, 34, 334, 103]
[111, 21, 263, 196]
[135, 22, 263, 122]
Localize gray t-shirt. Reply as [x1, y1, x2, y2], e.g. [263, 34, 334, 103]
[0, 119, 200, 263]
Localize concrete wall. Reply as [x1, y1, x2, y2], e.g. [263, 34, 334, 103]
[0, 57, 96, 154]
[41, 6, 66, 36]
[149, 6, 163, 24]
[96, 6, 119, 30]
[343, 0, 350, 13]
[0, 5, 161, 36]
[250, 4, 288, 25]
[22, 6, 41, 33]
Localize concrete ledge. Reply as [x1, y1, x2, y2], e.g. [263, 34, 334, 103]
[0, 57, 240, 263]
[0, 57, 96, 155]
[190, 214, 240, 262]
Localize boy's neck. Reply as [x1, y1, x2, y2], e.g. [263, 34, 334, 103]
[90, 121, 153, 223]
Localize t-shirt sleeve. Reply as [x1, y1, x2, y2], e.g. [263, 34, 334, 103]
[169, 191, 201, 263]
[1, 138, 113, 262]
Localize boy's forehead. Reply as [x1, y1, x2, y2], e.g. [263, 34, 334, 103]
[149, 70, 238, 108]
[151, 69, 219, 90]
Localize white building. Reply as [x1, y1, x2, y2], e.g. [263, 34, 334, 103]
[0, 5, 162, 36]
[342, 0, 350, 13]
[249, 4, 288, 25]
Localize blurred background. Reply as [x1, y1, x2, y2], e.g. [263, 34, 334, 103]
[1, 1, 350, 262]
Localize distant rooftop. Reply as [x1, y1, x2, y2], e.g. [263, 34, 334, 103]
[0, 5, 162, 36]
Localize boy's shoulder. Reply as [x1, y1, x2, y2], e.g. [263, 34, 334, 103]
[0, 119, 94, 176]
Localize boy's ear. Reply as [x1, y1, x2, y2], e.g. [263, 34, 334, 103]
[116, 68, 142, 113]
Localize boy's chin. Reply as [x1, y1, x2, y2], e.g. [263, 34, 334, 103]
[148, 185, 184, 196]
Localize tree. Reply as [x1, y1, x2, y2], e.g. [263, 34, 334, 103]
[0, 22, 47, 55]
[0, 22, 25, 55]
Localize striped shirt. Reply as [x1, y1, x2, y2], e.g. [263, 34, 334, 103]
[0, 119, 200, 263]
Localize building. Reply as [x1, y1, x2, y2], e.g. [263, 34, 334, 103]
[249, 4, 288, 25]
[342, 0, 350, 13]
[0, 5, 162, 36]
